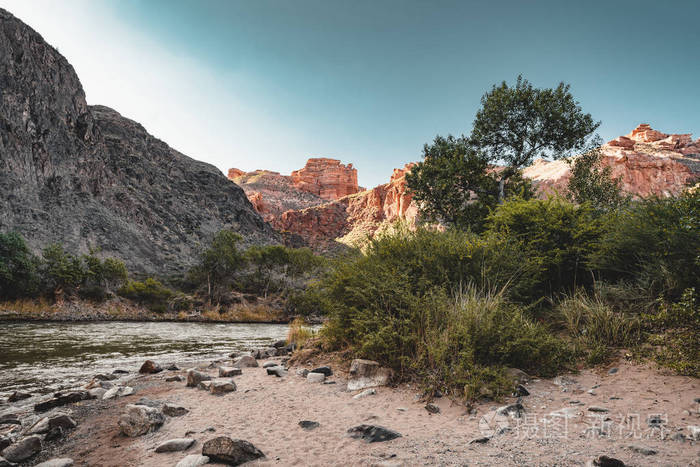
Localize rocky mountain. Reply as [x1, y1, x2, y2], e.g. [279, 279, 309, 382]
[230, 125, 699, 251]
[0, 8, 277, 277]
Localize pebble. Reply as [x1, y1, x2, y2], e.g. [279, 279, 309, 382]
[628, 445, 657, 455]
[425, 403, 440, 414]
[608, 367, 618, 374]
[588, 406, 609, 413]
[175, 454, 210, 467]
[306, 372, 325, 383]
[299, 420, 320, 430]
[35, 459, 74, 467]
[353, 389, 376, 400]
[154, 438, 196, 453]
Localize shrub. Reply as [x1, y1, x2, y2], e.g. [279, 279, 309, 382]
[188, 230, 247, 303]
[0, 232, 41, 299]
[287, 317, 315, 348]
[118, 278, 174, 313]
[41, 244, 87, 296]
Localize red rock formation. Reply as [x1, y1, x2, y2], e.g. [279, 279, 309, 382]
[227, 168, 246, 179]
[290, 158, 359, 200]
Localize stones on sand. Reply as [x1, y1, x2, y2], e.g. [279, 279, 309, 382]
[102, 386, 134, 400]
[311, 366, 332, 377]
[468, 436, 491, 444]
[163, 404, 189, 417]
[306, 372, 325, 383]
[496, 402, 524, 418]
[7, 392, 31, 403]
[201, 436, 265, 465]
[232, 355, 258, 368]
[425, 403, 440, 414]
[155, 438, 196, 453]
[166, 375, 183, 382]
[175, 454, 210, 467]
[514, 384, 530, 396]
[0, 435, 41, 463]
[299, 420, 319, 430]
[347, 359, 392, 391]
[118, 404, 165, 437]
[138, 360, 162, 374]
[219, 367, 242, 377]
[210, 379, 236, 395]
[588, 406, 610, 413]
[35, 459, 74, 467]
[592, 456, 626, 467]
[34, 391, 92, 413]
[262, 362, 279, 369]
[628, 445, 657, 455]
[353, 389, 376, 399]
[347, 425, 402, 443]
[186, 370, 212, 387]
[266, 367, 287, 378]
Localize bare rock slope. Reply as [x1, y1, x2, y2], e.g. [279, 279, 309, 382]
[0, 8, 277, 276]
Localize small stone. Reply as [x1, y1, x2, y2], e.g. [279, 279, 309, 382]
[210, 379, 236, 395]
[44, 426, 64, 442]
[306, 372, 325, 383]
[299, 420, 319, 430]
[628, 445, 656, 455]
[608, 367, 619, 374]
[102, 386, 133, 400]
[687, 425, 700, 440]
[588, 406, 609, 413]
[312, 366, 332, 376]
[175, 454, 210, 467]
[218, 367, 242, 377]
[1, 435, 41, 463]
[118, 404, 164, 437]
[35, 459, 74, 467]
[588, 389, 596, 395]
[496, 403, 524, 418]
[273, 339, 287, 348]
[49, 414, 77, 430]
[647, 414, 665, 427]
[186, 370, 212, 388]
[0, 414, 20, 426]
[469, 436, 490, 444]
[28, 417, 49, 434]
[232, 355, 258, 368]
[112, 369, 129, 374]
[425, 403, 440, 414]
[93, 373, 118, 381]
[592, 456, 626, 467]
[670, 433, 686, 442]
[197, 381, 212, 391]
[266, 367, 287, 377]
[167, 364, 180, 371]
[262, 362, 279, 368]
[296, 369, 309, 377]
[347, 359, 392, 391]
[155, 438, 196, 453]
[347, 425, 401, 443]
[163, 404, 189, 417]
[166, 375, 183, 382]
[353, 389, 376, 400]
[515, 384, 530, 396]
[7, 392, 31, 403]
[139, 360, 162, 374]
[201, 436, 265, 465]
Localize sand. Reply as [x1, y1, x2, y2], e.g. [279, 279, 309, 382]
[43, 357, 700, 466]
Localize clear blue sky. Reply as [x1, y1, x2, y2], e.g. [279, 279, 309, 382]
[3, 0, 699, 187]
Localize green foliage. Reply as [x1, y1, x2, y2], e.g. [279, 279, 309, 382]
[118, 278, 175, 313]
[188, 230, 247, 303]
[41, 244, 87, 295]
[242, 245, 324, 297]
[566, 147, 627, 210]
[590, 190, 700, 300]
[0, 232, 40, 298]
[486, 197, 603, 297]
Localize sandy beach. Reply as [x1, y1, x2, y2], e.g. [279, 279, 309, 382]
[24, 353, 700, 467]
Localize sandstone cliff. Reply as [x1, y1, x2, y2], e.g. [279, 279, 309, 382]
[0, 8, 277, 276]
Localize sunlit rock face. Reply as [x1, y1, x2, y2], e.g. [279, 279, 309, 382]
[290, 158, 359, 200]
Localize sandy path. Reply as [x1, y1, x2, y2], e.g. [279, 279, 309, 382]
[46, 357, 699, 466]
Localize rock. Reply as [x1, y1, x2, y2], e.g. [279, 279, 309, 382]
[28, 417, 49, 434]
[1, 435, 41, 463]
[155, 438, 196, 453]
[670, 433, 686, 442]
[289, 158, 359, 200]
[515, 384, 530, 396]
[0, 414, 20, 426]
[608, 368, 619, 374]
[139, 360, 163, 374]
[35, 459, 74, 467]
[198, 381, 212, 391]
[88, 387, 106, 399]
[102, 386, 134, 400]
[232, 356, 258, 368]
[166, 375, 183, 382]
[592, 456, 626, 467]
[163, 404, 189, 417]
[628, 445, 656, 455]
[306, 372, 325, 383]
[296, 369, 309, 377]
[34, 391, 91, 412]
[0, 437, 10, 451]
[353, 389, 376, 400]
[219, 367, 242, 377]
[469, 436, 491, 444]
[167, 365, 180, 371]
[0, 457, 12, 467]
[549, 407, 580, 419]
[44, 426, 64, 442]
[347, 425, 402, 443]
[347, 359, 392, 391]
[93, 373, 118, 381]
[112, 369, 129, 375]
[687, 425, 700, 440]
[186, 370, 212, 387]
[272, 340, 287, 348]
[505, 368, 531, 384]
[210, 379, 236, 395]
[201, 436, 265, 465]
[175, 454, 210, 467]
[647, 414, 665, 427]
[588, 406, 610, 413]
[299, 421, 319, 430]
[262, 362, 279, 369]
[311, 366, 332, 377]
[7, 392, 31, 403]
[118, 404, 165, 437]
[496, 403, 524, 418]
[49, 414, 77, 430]
[425, 403, 440, 414]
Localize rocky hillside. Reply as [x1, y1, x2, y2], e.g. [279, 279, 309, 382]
[0, 8, 277, 277]
[230, 125, 699, 251]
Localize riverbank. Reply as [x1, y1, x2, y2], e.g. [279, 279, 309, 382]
[6, 352, 699, 466]
[0, 298, 293, 324]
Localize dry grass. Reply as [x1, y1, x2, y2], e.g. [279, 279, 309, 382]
[201, 302, 284, 322]
[287, 317, 315, 347]
[0, 297, 54, 315]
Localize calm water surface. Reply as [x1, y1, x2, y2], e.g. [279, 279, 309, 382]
[0, 321, 289, 397]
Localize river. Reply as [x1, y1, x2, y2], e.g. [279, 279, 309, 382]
[0, 321, 289, 399]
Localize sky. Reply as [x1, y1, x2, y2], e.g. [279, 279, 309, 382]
[1, 0, 699, 188]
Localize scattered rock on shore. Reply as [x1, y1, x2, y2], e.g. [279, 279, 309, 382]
[201, 436, 265, 465]
[102, 386, 134, 400]
[299, 421, 319, 430]
[219, 367, 242, 377]
[35, 459, 74, 467]
[425, 403, 440, 414]
[34, 391, 92, 413]
[186, 370, 212, 387]
[1, 435, 42, 463]
[233, 355, 259, 367]
[155, 438, 196, 453]
[347, 425, 402, 443]
[312, 366, 332, 377]
[175, 454, 210, 467]
[139, 360, 163, 374]
[306, 372, 325, 383]
[210, 379, 236, 394]
[166, 375, 183, 382]
[353, 389, 376, 399]
[118, 404, 165, 437]
[267, 367, 287, 378]
[163, 404, 189, 417]
[347, 359, 392, 391]
[628, 445, 657, 455]
[7, 392, 31, 403]
[592, 455, 626, 467]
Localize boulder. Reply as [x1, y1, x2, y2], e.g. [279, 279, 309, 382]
[139, 360, 163, 374]
[34, 391, 91, 413]
[155, 438, 196, 453]
[118, 404, 165, 437]
[201, 436, 265, 465]
[163, 404, 189, 417]
[306, 372, 325, 383]
[175, 454, 210, 467]
[218, 367, 242, 377]
[299, 420, 319, 430]
[166, 375, 183, 382]
[232, 356, 258, 368]
[347, 425, 401, 443]
[28, 417, 49, 434]
[210, 379, 236, 395]
[592, 456, 626, 467]
[266, 367, 287, 378]
[347, 359, 392, 391]
[1, 435, 41, 463]
[35, 459, 74, 467]
[7, 392, 31, 403]
[198, 381, 213, 391]
[186, 370, 212, 387]
[311, 366, 332, 377]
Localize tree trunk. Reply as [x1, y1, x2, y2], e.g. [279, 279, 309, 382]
[498, 176, 505, 204]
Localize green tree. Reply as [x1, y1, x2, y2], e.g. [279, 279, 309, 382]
[42, 244, 87, 297]
[471, 75, 599, 201]
[0, 232, 40, 299]
[566, 146, 627, 211]
[189, 230, 247, 303]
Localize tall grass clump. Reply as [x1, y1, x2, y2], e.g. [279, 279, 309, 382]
[287, 317, 315, 348]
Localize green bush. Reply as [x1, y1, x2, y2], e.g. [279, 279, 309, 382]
[118, 278, 174, 313]
[187, 230, 247, 303]
[41, 244, 87, 296]
[0, 232, 41, 299]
